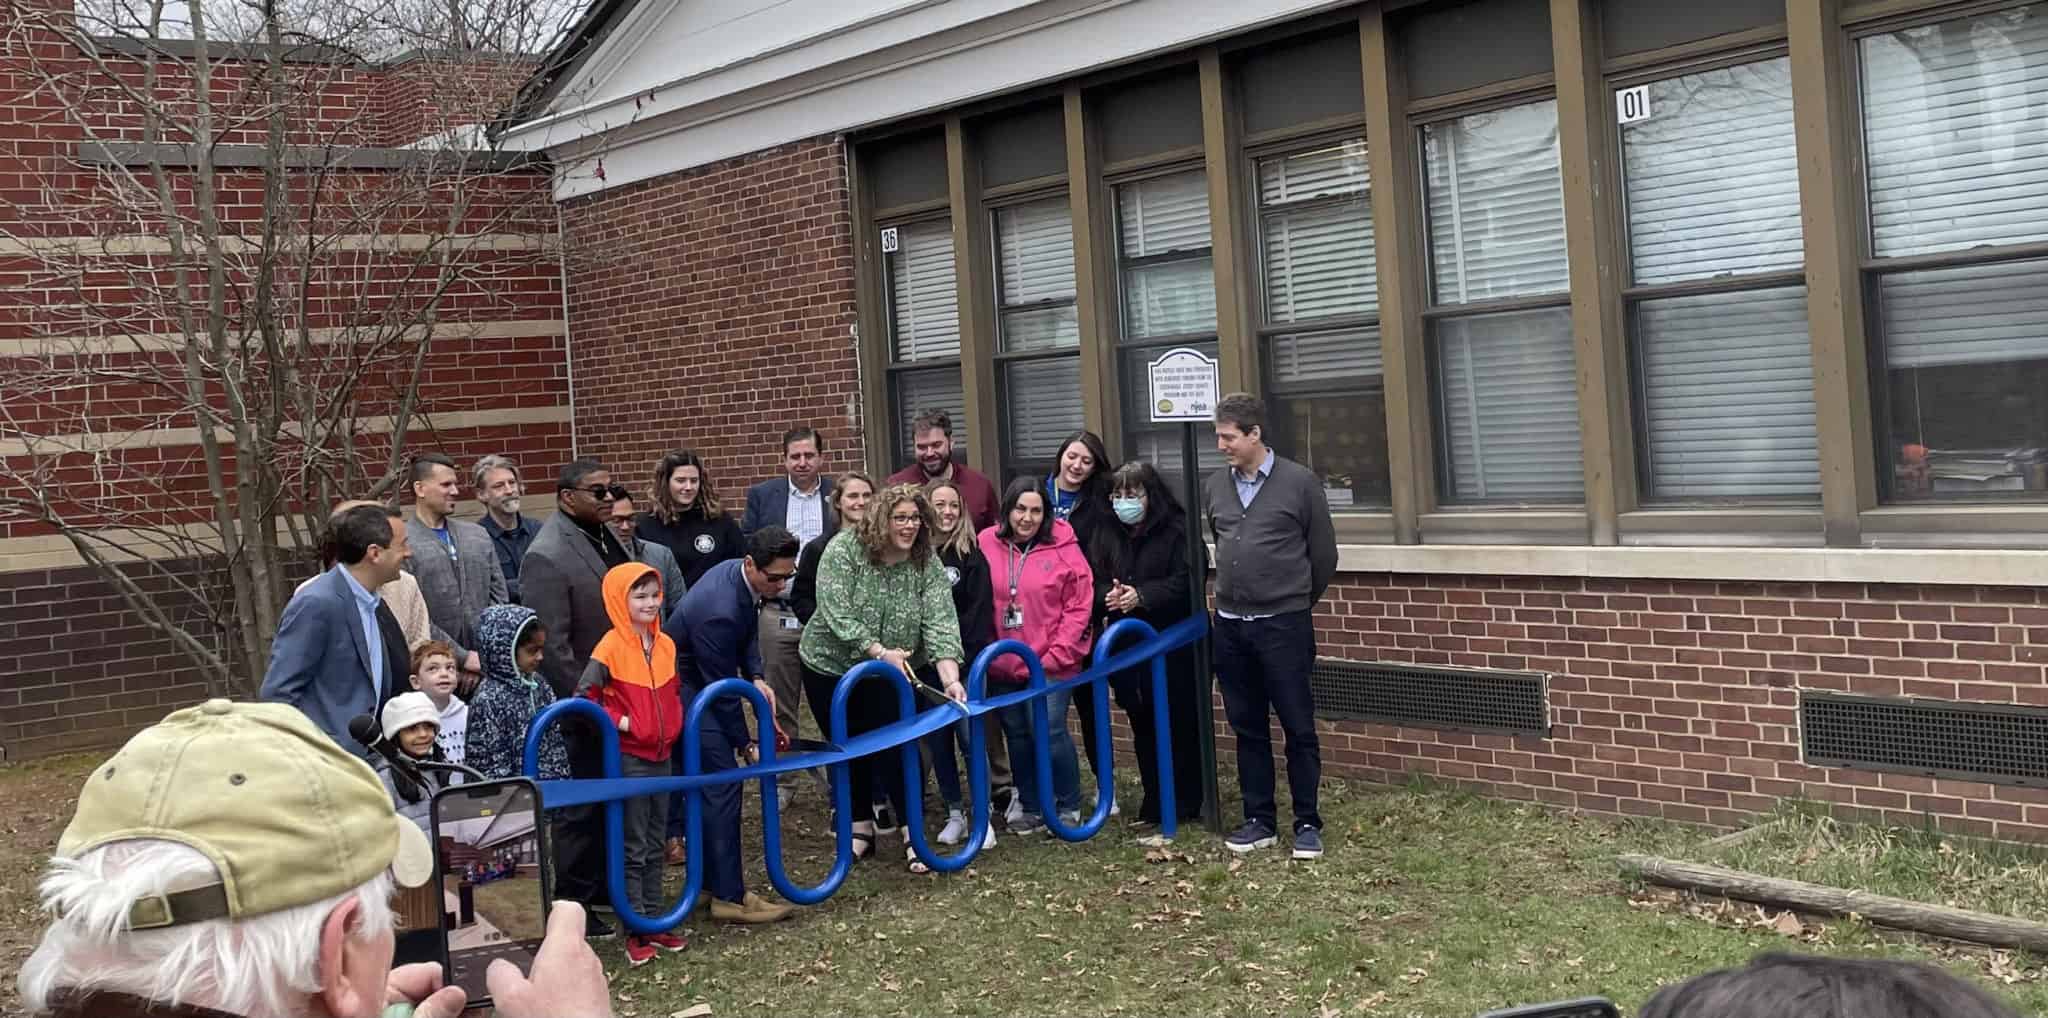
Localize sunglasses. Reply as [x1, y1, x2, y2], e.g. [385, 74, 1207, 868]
[563, 483, 629, 500]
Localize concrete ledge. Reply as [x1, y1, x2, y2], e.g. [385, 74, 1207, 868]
[1334, 542, 2048, 588]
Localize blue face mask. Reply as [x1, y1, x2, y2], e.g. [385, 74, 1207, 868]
[1112, 497, 1145, 525]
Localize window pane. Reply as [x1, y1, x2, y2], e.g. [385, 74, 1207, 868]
[1117, 170, 1212, 257]
[1880, 258, 2048, 499]
[1435, 307, 1584, 501]
[895, 367, 966, 468]
[1863, 6, 2048, 258]
[1268, 326, 1382, 388]
[1000, 304, 1081, 353]
[1622, 57, 1801, 284]
[1269, 390, 1392, 508]
[887, 219, 959, 361]
[1123, 256, 1218, 339]
[1258, 143, 1376, 325]
[1120, 343, 1228, 500]
[995, 198, 1077, 307]
[1637, 287, 1819, 499]
[1002, 356, 1086, 480]
[1423, 99, 1568, 303]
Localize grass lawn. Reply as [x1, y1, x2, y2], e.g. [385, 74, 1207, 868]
[8, 750, 2048, 1016]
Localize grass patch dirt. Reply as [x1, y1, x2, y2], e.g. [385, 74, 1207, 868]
[8, 752, 2048, 1015]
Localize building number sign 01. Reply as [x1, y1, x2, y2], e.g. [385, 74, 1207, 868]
[1615, 84, 1652, 125]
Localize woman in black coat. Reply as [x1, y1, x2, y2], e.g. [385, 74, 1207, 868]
[637, 450, 745, 588]
[1089, 460, 1207, 828]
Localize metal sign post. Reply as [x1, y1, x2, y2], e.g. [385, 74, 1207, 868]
[1146, 347, 1224, 834]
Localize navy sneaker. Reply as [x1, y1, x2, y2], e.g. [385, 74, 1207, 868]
[1292, 826, 1324, 860]
[1224, 819, 1278, 853]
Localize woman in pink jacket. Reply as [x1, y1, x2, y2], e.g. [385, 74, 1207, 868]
[978, 477, 1095, 836]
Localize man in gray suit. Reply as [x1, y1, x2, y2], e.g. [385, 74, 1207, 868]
[520, 458, 631, 938]
[260, 504, 414, 753]
[405, 452, 507, 687]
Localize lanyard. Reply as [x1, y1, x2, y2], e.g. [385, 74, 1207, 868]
[1006, 539, 1034, 603]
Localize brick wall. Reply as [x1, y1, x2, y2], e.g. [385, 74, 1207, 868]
[557, 137, 862, 487]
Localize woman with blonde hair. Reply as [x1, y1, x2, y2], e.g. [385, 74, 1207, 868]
[922, 478, 1002, 849]
[798, 482, 966, 869]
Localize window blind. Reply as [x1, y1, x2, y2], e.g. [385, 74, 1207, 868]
[1863, 6, 2048, 258]
[1118, 170, 1212, 257]
[896, 367, 967, 463]
[1269, 326, 1382, 389]
[1638, 287, 1820, 497]
[1125, 258, 1217, 338]
[888, 219, 959, 361]
[1423, 99, 1570, 304]
[1004, 356, 1085, 464]
[996, 197, 1080, 353]
[1622, 57, 1802, 285]
[1436, 307, 1585, 501]
[1119, 170, 1216, 339]
[1881, 257, 2048, 368]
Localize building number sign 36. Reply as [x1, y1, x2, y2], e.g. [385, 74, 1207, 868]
[1615, 84, 1652, 125]
[880, 226, 899, 253]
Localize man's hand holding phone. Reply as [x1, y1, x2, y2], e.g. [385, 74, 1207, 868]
[485, 901, 613, 1017]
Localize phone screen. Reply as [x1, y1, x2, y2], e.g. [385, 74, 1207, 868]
[429, 778, 550, 1006]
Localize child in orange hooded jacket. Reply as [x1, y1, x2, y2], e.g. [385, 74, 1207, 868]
[575, 562, 687, 964]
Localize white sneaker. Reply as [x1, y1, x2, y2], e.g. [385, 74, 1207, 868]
[1059, 809, 1082, 827]
[1109, 793, 1121, 817]
[1003, 791, 1025, 827]
[937, 809, 969, 846]
[979, 822, 997, 850]
[776, 786, 795, 812]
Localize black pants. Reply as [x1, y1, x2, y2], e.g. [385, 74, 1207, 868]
[552, 725, 608, 907]
[803, 662, 923, 828]
[1214, 610, 1321, 832]
[1111, 644, 1206, 823]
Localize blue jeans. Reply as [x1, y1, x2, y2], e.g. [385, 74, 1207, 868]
[1001, 682, 1081, 817]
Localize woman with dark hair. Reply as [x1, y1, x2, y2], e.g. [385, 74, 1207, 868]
[1091, 461, 1206, 835]
[1640, 953, 2022, 1018]
[636, 450, 745, 588]
[798, 482, 966, 868]
[979, 476, 1094, 836]
[1045, 430, 1117, 811]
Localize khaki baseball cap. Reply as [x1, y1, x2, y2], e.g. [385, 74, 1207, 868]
[58, 699, 435, 929]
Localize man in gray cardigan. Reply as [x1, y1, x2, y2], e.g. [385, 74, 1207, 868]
[404, 452, 507, 687]
[1202, 393, 1337, 860]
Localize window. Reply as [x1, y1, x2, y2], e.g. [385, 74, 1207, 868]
[993, 196, 1084, 486]
[1619, 55, 1818, 500]
[884, 218, 966, 467]
[1861, 5, 2048, 500]
[1254, 139, 1389, 509]
[1114, 168, 1227, 495]
[1421, 98, 1583, 503]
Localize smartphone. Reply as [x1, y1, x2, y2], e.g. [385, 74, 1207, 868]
[428, 777, 552, 1009]
[1478, 1000, 1621, 1018]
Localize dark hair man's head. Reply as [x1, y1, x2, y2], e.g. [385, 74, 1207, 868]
[331, 504, 410, 587]
[409, 453, 459, 519]
[782, 427, 824, 490]
[555, 459, 613, 524]
[911, 408, 955, 478]
[742, 525, 800, 598]
[1640, 953, 2022, 1018]
[1213, 392, 1267, 474]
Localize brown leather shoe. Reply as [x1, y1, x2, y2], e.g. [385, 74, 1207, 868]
[665, 836, 686, 867]
[711, 891, 794, 924]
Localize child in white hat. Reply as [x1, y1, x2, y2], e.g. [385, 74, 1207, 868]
[376, 691, 463, 831]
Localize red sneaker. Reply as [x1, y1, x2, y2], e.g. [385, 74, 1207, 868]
[648, 930, 689, 953]
[623, 935, 657, 968]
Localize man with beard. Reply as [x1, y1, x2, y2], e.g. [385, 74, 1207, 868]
[885, 408, 999, 531]
[476, 454, 545, 604]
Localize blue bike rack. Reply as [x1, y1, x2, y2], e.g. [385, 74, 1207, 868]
[523, 612, 1208, 934]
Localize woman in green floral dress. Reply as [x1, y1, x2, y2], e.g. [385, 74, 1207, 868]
[799, 482, 967, 862]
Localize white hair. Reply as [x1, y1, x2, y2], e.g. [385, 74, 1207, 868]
[18, 839, 395, 1018]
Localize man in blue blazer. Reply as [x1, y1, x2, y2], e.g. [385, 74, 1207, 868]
[739, 426, 834, 794]
[261, 503, 414, 754]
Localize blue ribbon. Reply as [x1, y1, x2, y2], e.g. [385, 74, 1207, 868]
[521, 613, 1208, 934]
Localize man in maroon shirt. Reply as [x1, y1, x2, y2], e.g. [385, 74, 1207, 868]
[886, 408, 999, 531]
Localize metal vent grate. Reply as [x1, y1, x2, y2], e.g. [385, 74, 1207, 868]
[1801, 692, 2048, 787]
[1309, 658, 1548, 736]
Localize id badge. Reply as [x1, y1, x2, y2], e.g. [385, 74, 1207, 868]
[1004, 604, 1025, 630]
[780, 614, 802, 631]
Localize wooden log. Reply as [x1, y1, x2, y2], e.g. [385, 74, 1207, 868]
[1619, 853, 2048, 953]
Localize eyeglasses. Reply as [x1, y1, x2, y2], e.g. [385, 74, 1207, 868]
[888, 513, 923, 526]
[564, 483, 627, 500]
[762, 569, 797, 583]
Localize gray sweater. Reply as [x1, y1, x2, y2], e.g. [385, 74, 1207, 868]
[1202, 451, 1338, 617]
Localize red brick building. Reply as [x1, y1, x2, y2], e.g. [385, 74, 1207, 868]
[495, 0, 2048, 840]
[0, 8, 571, 757]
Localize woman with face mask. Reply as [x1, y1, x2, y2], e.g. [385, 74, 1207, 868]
[1089, 462, 1208, 836]
[979, 477, 1095, 835]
